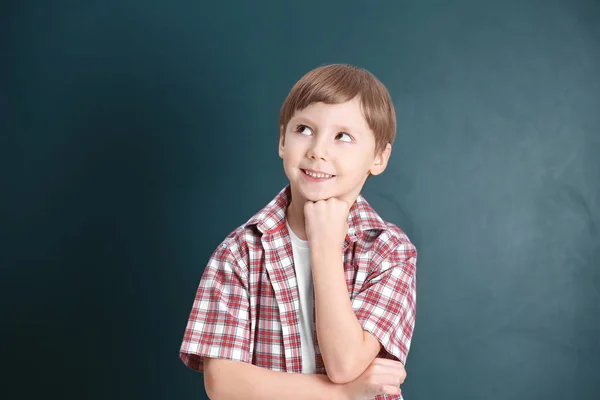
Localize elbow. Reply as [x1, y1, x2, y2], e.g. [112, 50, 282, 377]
[326, 362, 361, 384]
[204, 359, 226, 400]
[204, 368, 219, 399]
[328, 372, 352, 385]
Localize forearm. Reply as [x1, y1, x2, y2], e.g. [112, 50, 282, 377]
[311, 249, 366, 383]
[204, 358, 345, 400]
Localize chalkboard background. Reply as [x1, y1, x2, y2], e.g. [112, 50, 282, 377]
[3, 1, 599, 399]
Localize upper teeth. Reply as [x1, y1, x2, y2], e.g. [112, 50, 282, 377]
[305, 170, 333, 179]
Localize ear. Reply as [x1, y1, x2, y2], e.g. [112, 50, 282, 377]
[278, 125, 286, 159]
[369, 143, 392, 176]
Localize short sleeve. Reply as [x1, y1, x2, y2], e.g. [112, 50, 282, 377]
[179, 243, 251, 373]
[352, 239, 417, 366]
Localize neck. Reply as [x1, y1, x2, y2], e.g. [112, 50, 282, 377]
[286, 198, 308, 241]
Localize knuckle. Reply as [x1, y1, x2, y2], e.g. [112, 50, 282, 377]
[398, 370, 406, 384]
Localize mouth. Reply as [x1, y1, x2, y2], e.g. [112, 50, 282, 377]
[301, 169, 336, 181]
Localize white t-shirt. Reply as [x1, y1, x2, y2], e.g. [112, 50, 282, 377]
[286, 221, 316, 374]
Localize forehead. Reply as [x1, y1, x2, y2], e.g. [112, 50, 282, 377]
[290, 97, 372, 134]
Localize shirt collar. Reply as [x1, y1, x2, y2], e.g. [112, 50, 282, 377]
[245, 185, 387, 239]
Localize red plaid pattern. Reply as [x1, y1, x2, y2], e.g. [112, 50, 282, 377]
[180, 185, 417, 399]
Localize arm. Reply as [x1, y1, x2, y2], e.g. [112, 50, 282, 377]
[312, 236, 418, 384]
[204, 358, 345, 400]
[303, 199, 417, 385]
[180, 244, 253, 373]
[311, 249, 382, 384]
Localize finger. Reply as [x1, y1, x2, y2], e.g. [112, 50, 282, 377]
[371, 357, 400, 365]
[377, 370, 406, 386]
[370, 358, 406, 369]
[368, 363, 406, 384]
[339, 199, 350, 210]
[325, 197, 348, 208]
[378, 384, 402, 397]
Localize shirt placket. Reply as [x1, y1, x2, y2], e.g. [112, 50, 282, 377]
[261, 229, 303, 373]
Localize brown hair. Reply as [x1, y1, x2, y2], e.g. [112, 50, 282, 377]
[279, 64, 396, 153]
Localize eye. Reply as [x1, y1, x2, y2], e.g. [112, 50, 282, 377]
[336, 132, 353, 142]
[295, 124, 313, 136]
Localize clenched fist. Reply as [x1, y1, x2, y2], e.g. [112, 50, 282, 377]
[304, 198, 350, 253]
[340, 358, 407, 400]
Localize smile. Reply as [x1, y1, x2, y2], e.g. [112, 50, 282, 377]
[301, 169, 335, 179]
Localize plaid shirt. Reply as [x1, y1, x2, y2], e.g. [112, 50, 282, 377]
[180, 185, 417, 399]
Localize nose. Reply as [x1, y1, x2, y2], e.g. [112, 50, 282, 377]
[306, 138, 328, 161]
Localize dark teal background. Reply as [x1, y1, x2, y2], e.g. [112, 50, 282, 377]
[3, 1, 599, 399]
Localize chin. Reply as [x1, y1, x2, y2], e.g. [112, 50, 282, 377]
[300, 186, 338, 202]
[305, 194, 328, 202]
[299, 190, 325, 202]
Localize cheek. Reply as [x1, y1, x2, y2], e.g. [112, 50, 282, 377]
[283, 141, 305, 161]
[282, 149, 301, 171]
[340, 151, 368, 168]
[340, 157, 372, 179]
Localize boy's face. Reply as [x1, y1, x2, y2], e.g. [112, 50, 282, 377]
[279, 96, 391, 206]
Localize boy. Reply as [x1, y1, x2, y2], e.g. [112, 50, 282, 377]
[180, 64, 418, 400]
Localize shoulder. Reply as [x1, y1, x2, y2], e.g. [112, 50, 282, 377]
[354, 194, 416, 252]
[210, 224, 260, 271]
[208, 186, 287, 270]
[352, 195, 417, 270]
[381, 221, 416, 254]
[361, 221, 417, 263]
[353, 221, 418, 293]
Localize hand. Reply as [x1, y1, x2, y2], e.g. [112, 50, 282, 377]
[304, 198, 350, 252]
[339, 358, 407, 400]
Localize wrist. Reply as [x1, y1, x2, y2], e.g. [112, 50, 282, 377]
[310, 242, 341, 258]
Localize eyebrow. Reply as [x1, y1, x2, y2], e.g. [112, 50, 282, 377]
[292, 117, 362, 136]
